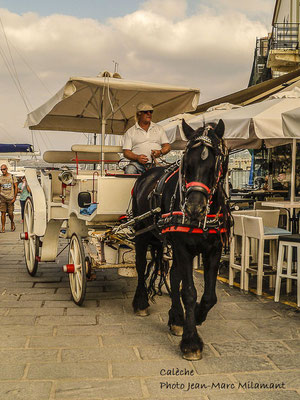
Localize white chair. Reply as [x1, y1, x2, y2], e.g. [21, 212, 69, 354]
[243, 216, 280, 296]
[229, 215, 245, 290]
[275, 234, 300, 307]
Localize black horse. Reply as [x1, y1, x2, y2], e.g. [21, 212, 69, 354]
[131, 119, 232, 360]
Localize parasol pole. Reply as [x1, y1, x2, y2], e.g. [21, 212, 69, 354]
[100, 118, 106, 176]
[291, 138, 296, 202]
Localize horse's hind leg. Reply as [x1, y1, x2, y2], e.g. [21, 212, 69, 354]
[132, 235, 150, 316]
[195, 245, 222, 325]
[168, 259, 184, 336]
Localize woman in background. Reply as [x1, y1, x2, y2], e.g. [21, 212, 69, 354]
[18, 176, 31, 223]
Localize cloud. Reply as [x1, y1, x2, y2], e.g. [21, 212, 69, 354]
[0, 3, 270, 153]
[141, 0, 187, 20]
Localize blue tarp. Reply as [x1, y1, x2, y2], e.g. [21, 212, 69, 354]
[80, 203, 97, 215]
[0, 144, 33, 153]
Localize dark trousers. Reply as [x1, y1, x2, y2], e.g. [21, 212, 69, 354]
[20, 200, 26, 220]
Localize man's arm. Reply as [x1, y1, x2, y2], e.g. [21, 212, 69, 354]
[123, 149, 149, 164]
[12, 182, 18, 203]
[151, 143, 171, 159]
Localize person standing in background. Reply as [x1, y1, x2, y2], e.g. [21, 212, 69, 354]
[18, 176, 31, 223]
[0, 164, 17, 232]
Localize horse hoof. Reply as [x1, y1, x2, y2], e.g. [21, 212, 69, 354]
[182, 350, 202, 361]
[135, 308, 150, 317]
[170, 325, 183, 336]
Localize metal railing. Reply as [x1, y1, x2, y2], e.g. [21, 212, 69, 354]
[270, 23, 300, 50]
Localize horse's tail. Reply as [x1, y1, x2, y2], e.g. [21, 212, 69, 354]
[144, 245, 170, 301]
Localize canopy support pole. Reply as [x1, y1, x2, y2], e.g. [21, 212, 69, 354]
[100, 119, 106, 176]
[291, 139, 296, 202]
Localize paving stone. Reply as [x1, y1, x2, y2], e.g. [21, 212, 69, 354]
[283, 339, 300, 352]
[56, 324, 123, 336]
[27, 361, 109, 380]
[62, 347, 138, 362]
[8, 307, 64, 316]
[268, 353, 300, 370]
[0, 325, 53, 336]
[102, 332, 171, 347]
[34, 282, 69, 288]
[0, 282, 34, 288]
[192, 355, 274, 375]
[122, 320, 169, 334]
[0, 335, 27, 348]
[0, 300, 43, 308]
[218, 308, 278, 320]
[237, 324, 299, 341]
[138, 344, 215, 360]
[0, 363, 25, 379]
[0, 315, 36, 325]
[19, 293, 72, 301]
[29, 335, 100, 348]
[212, 340, 291, 356]
[43, 300, 97, 308]
[0, 381, 52, 400]
[37, 315, 97, 325]
[55, 378, 143, 399]
[0, 349, 58, 363]
[4, 288, 56, 295]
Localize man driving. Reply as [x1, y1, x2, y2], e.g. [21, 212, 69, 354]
[123, 102, 171, 174]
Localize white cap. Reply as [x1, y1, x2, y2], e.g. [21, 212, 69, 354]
[136, 102, 154, 112]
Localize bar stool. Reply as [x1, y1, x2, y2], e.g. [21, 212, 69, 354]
[229, 215, 245, 290]
[275, 234, 300, 307]
[243, 216, 281, 296]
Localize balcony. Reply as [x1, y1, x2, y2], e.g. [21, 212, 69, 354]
[267, 23, 300, 72]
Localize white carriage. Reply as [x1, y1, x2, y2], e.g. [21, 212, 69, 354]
[22, 72, 200, 305]
[22, 145, 143, 304]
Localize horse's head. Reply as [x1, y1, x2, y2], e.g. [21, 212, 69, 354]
[181, 119, 226, 223]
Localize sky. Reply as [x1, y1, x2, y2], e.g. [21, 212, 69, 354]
[0, 0, 275, 154]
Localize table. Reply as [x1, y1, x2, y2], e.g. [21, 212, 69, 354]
[262, 201, 300, 233]
[250, 190, 288, 201]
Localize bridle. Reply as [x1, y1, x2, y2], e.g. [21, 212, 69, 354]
[179, 127, 228, 226]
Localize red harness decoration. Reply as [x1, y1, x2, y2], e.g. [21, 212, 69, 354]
[185, 181, 211, 194]
[160, 211, 226, 235]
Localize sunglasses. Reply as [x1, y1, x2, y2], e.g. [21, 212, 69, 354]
[141, 110, 153, 114]
[1, 168, 7, 171]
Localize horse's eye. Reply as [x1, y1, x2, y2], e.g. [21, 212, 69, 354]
[201, 147, 208, 160]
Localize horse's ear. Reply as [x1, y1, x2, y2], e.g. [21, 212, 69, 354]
[182, 119, 195, 140]
[215, 119, 225, 139]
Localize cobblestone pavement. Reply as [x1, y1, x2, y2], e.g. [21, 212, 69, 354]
[0, 215, 300, 400]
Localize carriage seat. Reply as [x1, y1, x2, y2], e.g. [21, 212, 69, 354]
[49, 170, 66, 203]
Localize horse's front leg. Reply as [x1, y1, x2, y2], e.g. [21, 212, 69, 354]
[168, 258, 184, 336]
[174, 245, 203, 360]
[132, 235, 150, 316]
[195, 243, 222, 325]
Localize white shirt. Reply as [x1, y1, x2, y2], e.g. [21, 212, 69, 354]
[123, 122, 169, 162]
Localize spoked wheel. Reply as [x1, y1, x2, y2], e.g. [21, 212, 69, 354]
[23, 197, 40, 276]
[68, 233, 87, 306]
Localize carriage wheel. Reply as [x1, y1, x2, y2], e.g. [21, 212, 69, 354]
[23, 198, 40, 276]
[68, 233, 87, 305]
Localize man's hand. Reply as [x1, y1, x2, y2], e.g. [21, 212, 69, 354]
[151, 150, 161, 159]
[137, 154, 149, 164]
[11, 197, 16, 204]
